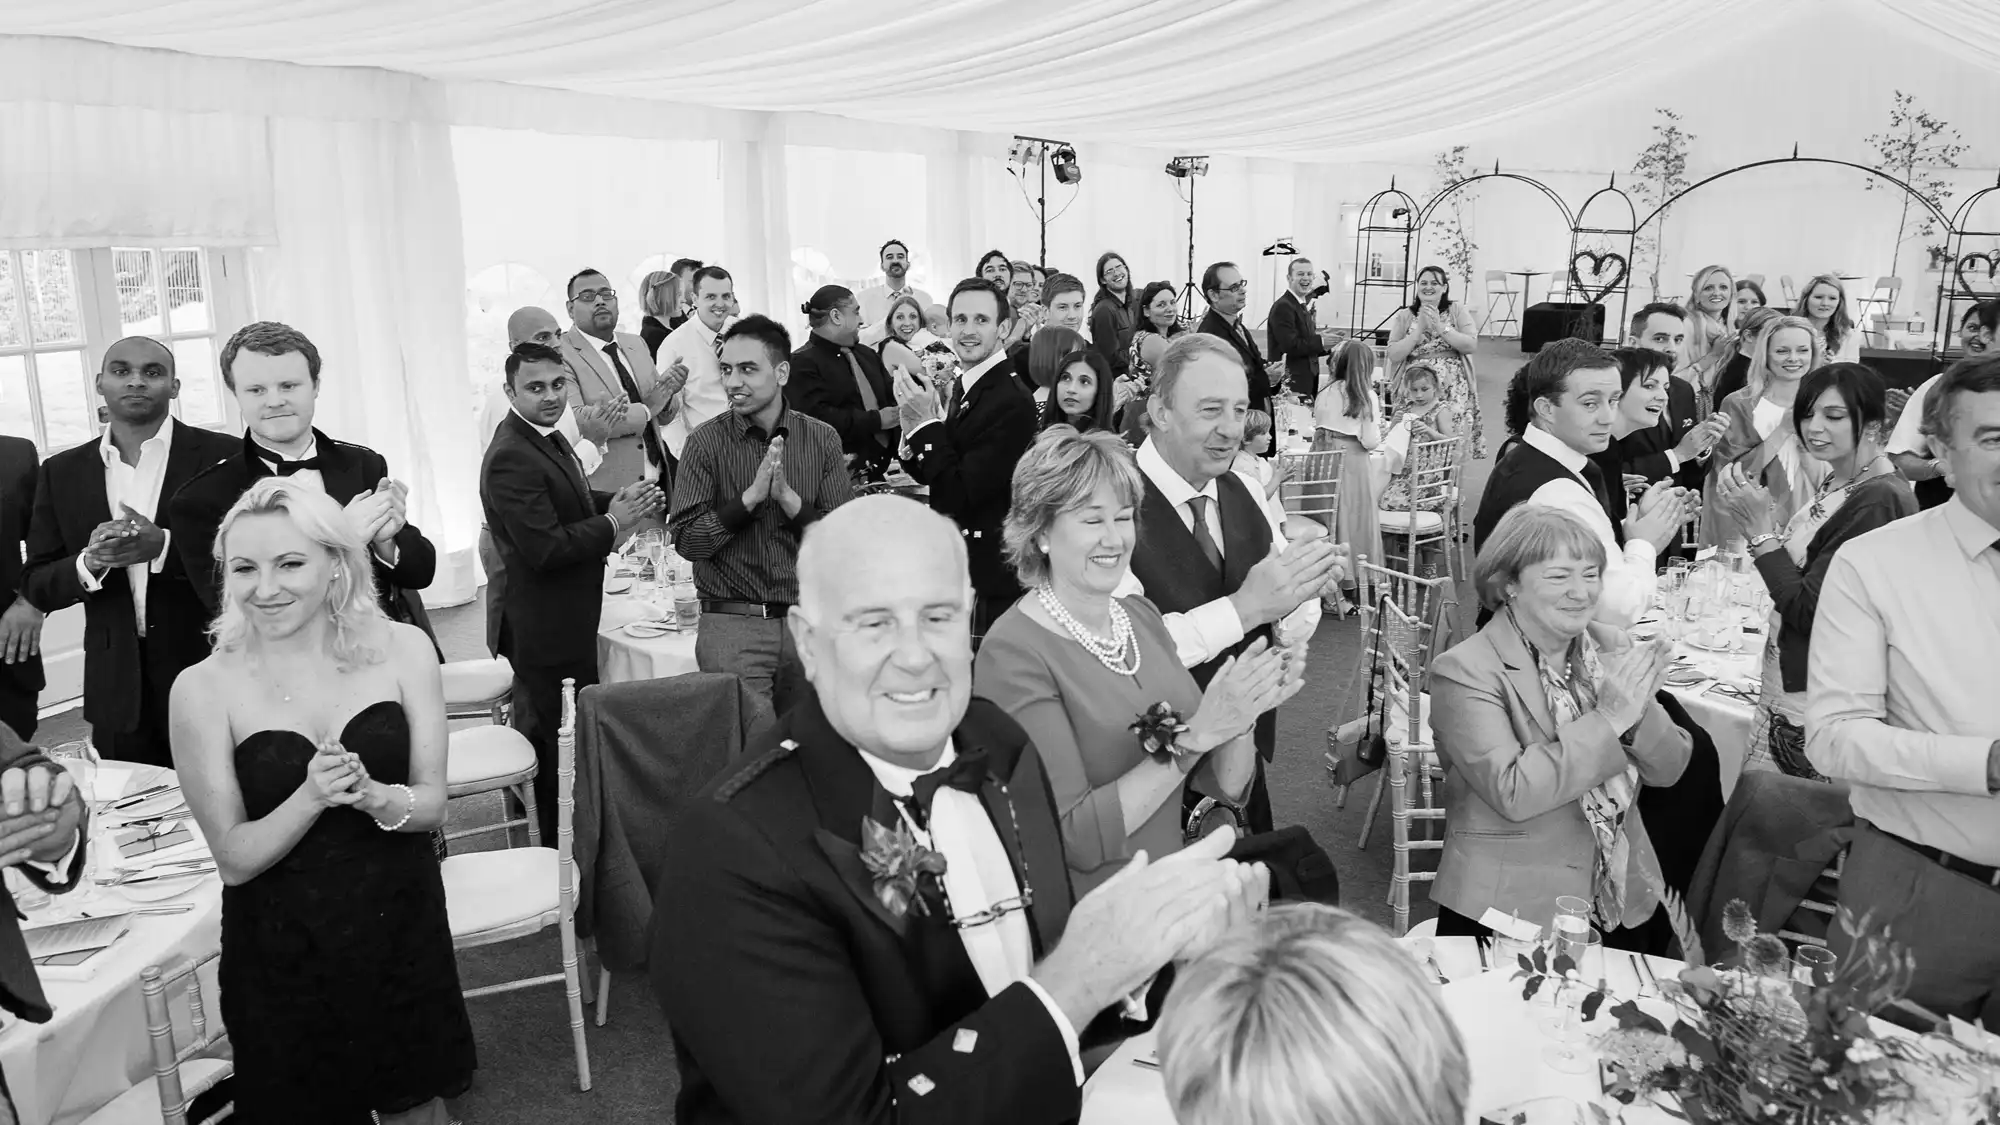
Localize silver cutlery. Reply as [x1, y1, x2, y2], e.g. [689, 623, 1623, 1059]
[105, 783, 179, 811]
[96, 860, 214, 886]
[1427, 954, 1450, 985]
[1130, 1056, 1160, 1071]
[79, 904, 196, 918]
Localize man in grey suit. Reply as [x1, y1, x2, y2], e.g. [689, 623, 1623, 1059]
[559, 267, 683, 493]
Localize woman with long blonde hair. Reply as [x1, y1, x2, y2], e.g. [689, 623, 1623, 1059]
[1701, 314, 1828, 546]
[1683, 264, 1736, 407]
[1794, 272, 1860, 363]
[171, 477, 471, 1124]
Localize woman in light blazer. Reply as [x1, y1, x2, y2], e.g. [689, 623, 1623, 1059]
[1428, 505, 1689, 953]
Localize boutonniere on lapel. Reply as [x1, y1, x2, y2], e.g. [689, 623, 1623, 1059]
[859, 817, 948, 920]
[1129, 702, 1192, 763]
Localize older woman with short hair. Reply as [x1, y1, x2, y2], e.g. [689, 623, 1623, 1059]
[973, 426, 1296, 892]
[1430, 504, 1689, 949]
[1159, 904, 1468, 1125]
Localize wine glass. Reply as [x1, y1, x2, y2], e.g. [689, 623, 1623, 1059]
[1541, 926, 1603, 1074]
[42, 740, 104, 913]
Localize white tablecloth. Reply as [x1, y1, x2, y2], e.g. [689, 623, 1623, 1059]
[0, 765, 224, 1125]
[1635, 576, 1767, 799]
[597, 592, 700, 685]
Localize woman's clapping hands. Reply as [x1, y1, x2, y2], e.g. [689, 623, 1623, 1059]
[1186, 639, 1302, 752]
[1594, 638, 1672, 734]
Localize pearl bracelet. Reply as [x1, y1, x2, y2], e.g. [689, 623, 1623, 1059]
[373, 783, 415, 832]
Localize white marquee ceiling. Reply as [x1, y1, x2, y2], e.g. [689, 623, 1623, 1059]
[7, 0, 1984, 161]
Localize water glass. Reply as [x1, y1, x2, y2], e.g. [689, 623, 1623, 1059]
[1552, 896, 1591, 934]
[673, 580, 700, 630]
[1792, 945, 1837, 986]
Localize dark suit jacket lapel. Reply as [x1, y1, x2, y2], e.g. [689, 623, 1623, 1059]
[793, 697, 916, 941]
[956, 706, 1072, 958]
[503, 412, 592, 511]
[311, 428, 368, 503]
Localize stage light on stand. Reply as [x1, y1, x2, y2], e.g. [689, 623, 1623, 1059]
[1166, 156, 1211, 316]
[1010, 134, 1079, 268]
[1165, 156, 1210, 178]
[1052, 144, 1082, 185]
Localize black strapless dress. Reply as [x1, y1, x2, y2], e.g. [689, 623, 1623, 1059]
[221, 699, 476, 1123]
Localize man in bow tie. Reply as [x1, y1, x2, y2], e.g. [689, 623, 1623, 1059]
[22, 337, 241, 764]
[653, 495, 1268, 1125]
[170, 321, 442, 651]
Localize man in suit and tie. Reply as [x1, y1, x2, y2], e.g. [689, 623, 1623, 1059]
[658, 266, 741, 463]
[482, 343, 663, 844]
[651, 495, 1267, 1125]
[558, 267, 681, 494]
[890, 279, 1039, 640]
[170, 321, 441, 650]
[23, 337, 240, 766]
[0, 438, 46, 741]
[1197, 262, 1284, 418]
[1624, 303, 1722, 490]
[1266, 257, 1336, 396]
[787, 285, 900, 482]
[1116, 334, 1341, 834]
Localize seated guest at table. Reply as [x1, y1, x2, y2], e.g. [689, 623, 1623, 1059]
[1712, 363, 1914, 782]
[0, 729, 88, 1027]
[1795, 273, 1861, 364]
[1388, 266, 1483, 458]
[0, 436, 45, 741]
[1711, 306, 1783, 411]
[1431, 504, 1690, 950]
[639, 268, 678, 360]
[1594, 347, 1725, 531]
[1157, 904, 1468, 1125]
[1377, 363, 1463, 515]
[23, 338, 240, 767]
[651, 494, 1269, 1125]
[672, 315, 853, 716]
[1702, 315, 1829, 547]
[786, 285, 900, 483]
[482, 344, 665, 844]
[1623, 303, 1718, 491]
[1040, 349, 1117, 434]
[1889, 298, 1998, 511]
[170, 477, 472, 1125]
[1734, 278, 1767, 320]
[171, 321, 440, 649]
[974, 428, 1295, 893]
[1022, 327, 1086, 405]
[1806, 355, 2000, 1025]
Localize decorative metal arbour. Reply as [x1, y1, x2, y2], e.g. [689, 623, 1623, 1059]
[1938, 172, 2000, 360]
[1565, 178, 1638, 343]
[1348, 182, 1419, 343]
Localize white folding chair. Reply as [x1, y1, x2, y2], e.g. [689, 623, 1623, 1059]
[1854, 276, 1901, 329]
[1376, 436, 1462, 594]
[1345, 586, 1449, 937]
[441, 656, 513, 725]
[1779, 275, 1798, 306]
[1776, 847, 1847, 951]
[1278, 449, 1342, 541]
[80, 953, 232, 1125]
[445, 678, 592, 1093]
[444, 724, 540, 848]
[1743, 273, 1766, 290]
[1479, 270, 1521, 337]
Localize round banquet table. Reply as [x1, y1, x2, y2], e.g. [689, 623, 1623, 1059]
[0, 763, 224, 1125]
[1632, 569, 1768, 799]
[597, 589, 700, 685]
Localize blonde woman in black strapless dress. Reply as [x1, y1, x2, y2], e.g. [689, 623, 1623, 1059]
[170, 477, 471, 1125]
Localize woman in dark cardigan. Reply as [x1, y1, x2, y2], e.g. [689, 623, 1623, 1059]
[1711, 363, 1915, 780]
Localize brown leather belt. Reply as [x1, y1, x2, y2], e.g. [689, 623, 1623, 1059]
[699, 599, 792, 619]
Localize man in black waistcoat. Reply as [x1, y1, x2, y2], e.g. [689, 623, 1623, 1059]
[1119, 334, 1342, 834]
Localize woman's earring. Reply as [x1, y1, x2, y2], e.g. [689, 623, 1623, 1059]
[1038, 541, 1049, 553]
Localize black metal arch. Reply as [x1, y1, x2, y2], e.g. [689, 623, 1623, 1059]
[1415, 171, 1575, 231]
[1634, 154, 1952, 233]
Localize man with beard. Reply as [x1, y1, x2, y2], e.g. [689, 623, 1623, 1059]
[856, 239, 934, 343]
[558, 267, 679, 493]
[23, 337, 239, 765]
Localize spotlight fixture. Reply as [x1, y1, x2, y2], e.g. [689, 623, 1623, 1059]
[1008, 134, 1081, 268]
[1007, 138, 1043, 166]
[1165, 155, 1210, 178]
[1052, 144, 1082, 185]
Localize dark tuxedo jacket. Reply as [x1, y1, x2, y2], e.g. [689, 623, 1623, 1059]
[0, 726, 88, 1024]
[1197, 309, 1273, 414]
[902, 357, 1038, 601]
[1129, 470, 1279, 759]
[22, 424, 239, 735]
[787, 332, 898, 479]
[169, 428, 438, 644]
[0, 438, 45, 723]
[1625, 375, 1704, 490]
[1266, 291, 1328, 393]
[651, 693, 1081, 1125]
[481, 411, 615, 669]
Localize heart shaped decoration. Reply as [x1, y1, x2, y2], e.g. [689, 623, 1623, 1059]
[1954, 252, 1998, 295]
[1570, 250, 1629, 305]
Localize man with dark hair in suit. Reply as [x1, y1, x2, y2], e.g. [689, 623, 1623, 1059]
[889, 279, 1039, 640]
[787, 285, 900, 481]
[652, 495, 1266, 1125]
[170, 319, 441, 654]
[23, 337, 240, 765]
[1623, 302, 1723, 490]
[1197, 261, 1283, 418]
[1266, 257, 1337, 395]
[559, 267, 681, 494]
[483, 343, 664, 844]
[0, 437, 45, 741]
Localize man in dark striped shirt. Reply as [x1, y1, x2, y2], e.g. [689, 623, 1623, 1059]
[670, 315, 854, 715]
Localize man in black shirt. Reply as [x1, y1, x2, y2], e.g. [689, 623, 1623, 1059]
[785, 285, 899, 482]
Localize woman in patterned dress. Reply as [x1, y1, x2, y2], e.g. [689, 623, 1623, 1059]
[1386, 266, 1484, 458]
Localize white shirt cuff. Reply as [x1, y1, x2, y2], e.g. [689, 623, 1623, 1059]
[1019, 977, 1085, 1086]
[1166, 598, 1247, 669]
[75, 553, 104, 592]
[907, 418, 943, 443]
[148, 528, 172, 573]
[1665, 450, 1681, 473]
[577, 438, 604, 475]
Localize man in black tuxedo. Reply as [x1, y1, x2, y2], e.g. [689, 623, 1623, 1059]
[1118, 334, 1341, 835]
[651, 495, 1266, 1125]
[890, 279, 1038, 640]
[1624, 303, 1721, 491]
[1196, 261, 1282, 417]
[0, 438, 46, 741]
[1266, 257, 1335, 395]
[482, 343, 663, 843]
[22, 338, 239, 766]
[786, 284, 900, 482]
[170, 321, 441, 649]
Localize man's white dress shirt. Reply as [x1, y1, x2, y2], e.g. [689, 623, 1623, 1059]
[1516, 425, 1658, 629]
[76, 416, 176, 636]
[857, 740, 1084, 1084]
[660, 315, 735, 458]
[1886, 372, 1942, 461]
[480, 393, 603, 475]
[1807, 497, 2000, 864]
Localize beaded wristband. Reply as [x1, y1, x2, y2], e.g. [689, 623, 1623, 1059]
[374, 783, 415, 831]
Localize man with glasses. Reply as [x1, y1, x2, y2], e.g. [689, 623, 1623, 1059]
[1197, 262, 1282, 419]
[558, 268, 681, 495]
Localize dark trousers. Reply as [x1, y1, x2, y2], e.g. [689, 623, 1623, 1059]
[0, 664, 37, 743]
[478, 525, 506, 659]
[93, 647, 173, 767]
[511, 660, 598, 846]
[1836, 822, 2000, 1025]
[694, 612, 802, 721]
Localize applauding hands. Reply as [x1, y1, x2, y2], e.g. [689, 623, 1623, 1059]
[83, 505, 167, 575]
[608, 481, 666, 530]
[0, 761, 82, 867]
[1595, 638, 1673, 734]
[1711, 462, 1778, 540]
[1231, 539, 1343, 629]
[1185, 639, 1301, 754]
[344, 478, 410, 558]
[1624, 481, 1696, 556]
[741, 437, 802, 519]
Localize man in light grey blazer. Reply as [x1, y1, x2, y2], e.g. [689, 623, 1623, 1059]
[559, 267, 683, 493]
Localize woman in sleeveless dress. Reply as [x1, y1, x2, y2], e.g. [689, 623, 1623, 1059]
[171, 477, 472, 1125]
[972, 428, 1298, 894]
[1386, 266, 1484, 458]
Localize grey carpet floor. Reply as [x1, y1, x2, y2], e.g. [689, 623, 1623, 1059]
[37, 338, 1525, 1121]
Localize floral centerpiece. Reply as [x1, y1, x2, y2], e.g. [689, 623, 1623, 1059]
[1515, 892, 2000, 1124]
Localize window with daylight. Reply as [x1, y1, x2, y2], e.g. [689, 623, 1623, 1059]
[0, 246, 257, 453]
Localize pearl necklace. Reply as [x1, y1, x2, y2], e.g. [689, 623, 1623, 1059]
[1035, 584, 1141, 676]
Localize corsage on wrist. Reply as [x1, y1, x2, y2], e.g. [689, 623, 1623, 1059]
[1130, 702, 1196, 765]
